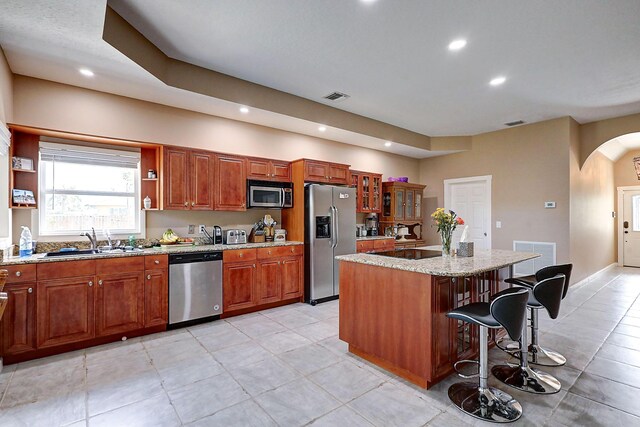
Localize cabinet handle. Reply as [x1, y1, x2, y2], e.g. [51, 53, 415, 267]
[88, 281, 93, 287]
[278, 261, 281, 265]
[242, 203, 245, 207]
[192, 202, 195, 206]
[154, 260, 160, 264]
[15, 271, 21, 277]
[98, 280, 103, 287]
[28, 287, 33, 293]
[253, 264, 256, 268]
[239, 253, 243, 257]
[291, 248, 294, 253]
[147, 274, 151, 280]
[184, 202, 188, 206]
[268, 250, 271, 255]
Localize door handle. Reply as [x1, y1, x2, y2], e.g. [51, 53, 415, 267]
[484, 232, 487, 236]
[625, 231, 629, 234]
[624, 221, 629, 229]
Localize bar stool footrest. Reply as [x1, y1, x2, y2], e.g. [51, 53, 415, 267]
[453, 359, 480, 379]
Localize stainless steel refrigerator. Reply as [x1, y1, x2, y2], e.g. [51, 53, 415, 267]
[304, 184, 356, 305]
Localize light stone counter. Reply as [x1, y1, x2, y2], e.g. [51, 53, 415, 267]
[336, 249, 539, 277]
[0, 241, 303, 266]
[355, 236, 394, 241]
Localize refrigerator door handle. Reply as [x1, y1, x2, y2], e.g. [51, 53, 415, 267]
[333, 206, 339, 249]
[330, 205, 338, 249]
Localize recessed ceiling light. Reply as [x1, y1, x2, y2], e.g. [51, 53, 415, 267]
[239, 106, 249, 114]
[448, 39, 467, 51]
[384, 141, 392, 147]
[79, 68, 94, 77]
[318, 126, 327, 132]
[489, 76, 506, 86]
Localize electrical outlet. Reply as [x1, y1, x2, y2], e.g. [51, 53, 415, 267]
[188, 225, 195, 234]
[496, 221, 502, 229]
[544, 201, 556, 208]
[199, 225, 207, 234]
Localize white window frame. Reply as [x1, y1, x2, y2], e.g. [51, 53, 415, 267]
[37, 142, 145, 239]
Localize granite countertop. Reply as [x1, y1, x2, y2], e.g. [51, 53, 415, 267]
[335, 249, 539, 277]
[356, 236, 394, 241]
[0, 241, 303, 266]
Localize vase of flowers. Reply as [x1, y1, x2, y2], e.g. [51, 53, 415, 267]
[431, 208, 464, 256]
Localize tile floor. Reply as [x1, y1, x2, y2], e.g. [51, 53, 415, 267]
[1, 266, 640, 426]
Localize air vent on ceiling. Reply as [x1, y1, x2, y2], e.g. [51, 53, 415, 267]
[323, 91, 350, 102]
[505, 120, 525, 127]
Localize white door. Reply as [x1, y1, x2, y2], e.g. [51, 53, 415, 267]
[622, 190, 640, 267]
[445, 176, 491, 249]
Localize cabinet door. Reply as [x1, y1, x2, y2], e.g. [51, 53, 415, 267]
[372, 175, 382, 213]
[164, 147, 190, 209]
[1, 283, 36, 355]
[96, 272, 145, 337]
[304, 161, 329, 182]
[223, 262, 257, 311]
[190, 151, 215, 210]
[271, 161, 291, 181]
[247, 158, 271, 180]
[415, 192, 422, 220]
[405, 190, 415, 220]
[329, 165, 349, 184]
[356, 240, 375, 253]
[37, 276, 95, 348]
[145, 269, 168, 327]
[394, 189, 405, 221]
[215, 155, 247, 211]
[281, 257, 303, 299]
[257, 260, 281, 304]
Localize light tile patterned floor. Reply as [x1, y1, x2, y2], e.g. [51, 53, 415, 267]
[1, 266, 640, 426]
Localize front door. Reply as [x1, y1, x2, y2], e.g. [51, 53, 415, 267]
[445, 177, 491, 250]
[622, 190, 640, 267]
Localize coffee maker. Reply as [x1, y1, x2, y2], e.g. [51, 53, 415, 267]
[365, 213, 379, 236]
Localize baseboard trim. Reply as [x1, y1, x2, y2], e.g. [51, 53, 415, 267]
[570, 262, 618, 291]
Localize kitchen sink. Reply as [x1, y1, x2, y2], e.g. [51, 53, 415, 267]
[44, 249, 101, 257]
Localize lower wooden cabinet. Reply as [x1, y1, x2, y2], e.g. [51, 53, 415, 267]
[257, 260, 282, 304]
[1, 283, 36, 355]
[37, 276, 95, 349]
[281, 257, 303, 299]
[356, 238, 396, 253]
[96, 271, 145, 337]
[223, 261, 257, 311]
[144, 269, 168, 327]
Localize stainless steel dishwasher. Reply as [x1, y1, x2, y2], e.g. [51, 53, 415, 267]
[169, 251, 223, 325]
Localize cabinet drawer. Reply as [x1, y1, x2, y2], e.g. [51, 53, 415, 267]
[373, 239, 396, 251]
[223, 249, 257, 263]
[37, 260, 96, 280]
[257, 245, 303, 259]
[4, 264, 37, 284]
[356, 240, 375, 253]
[96, 256, 144, 275]
[145, 255, 168, 270]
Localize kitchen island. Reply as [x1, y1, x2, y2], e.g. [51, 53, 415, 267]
[336, 249, 538, 389]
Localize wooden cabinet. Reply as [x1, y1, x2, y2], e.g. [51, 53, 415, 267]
[215, 154, 247, 211]
[1, 283, 36, 355]
[95, 272, 145, 337]
[223, 261, 257, 312]
[356, 238, 395, 253]
[350, 170, 382, 213]
[357, 240, 375, 253]
[224, 245, 303, 315]
[302, 160, 350, 185]
[37, 276, 95, 348]
[247, 157, 291, 182]
[382, 182, 425, 222]
[163, 146, 214, 210]
[144, 269, 168, 327]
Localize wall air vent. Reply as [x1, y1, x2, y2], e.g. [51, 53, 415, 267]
[323, 91, 350, 102]
[505, 120, 525, 127]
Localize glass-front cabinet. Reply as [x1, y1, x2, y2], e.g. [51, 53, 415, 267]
[405, 190, 414, 220]
[350, 170, 382, 213]
[394, 189, 404, 221]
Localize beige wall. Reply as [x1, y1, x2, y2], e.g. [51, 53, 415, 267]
[0, 48, 13, 246]
[569, 119, 615, 284]
[419, 118, 572, 268]
[10, 76, 421, 240]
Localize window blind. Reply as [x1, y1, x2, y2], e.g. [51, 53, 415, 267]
[40, 141, 140, 168]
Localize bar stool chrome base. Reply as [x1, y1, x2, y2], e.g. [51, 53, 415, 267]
[528, 344, 566, 367]
[448, 382, 523, 423]
[491, 364, 561, 394]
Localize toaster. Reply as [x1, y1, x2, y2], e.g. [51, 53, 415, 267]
[223, 229, 247, 245]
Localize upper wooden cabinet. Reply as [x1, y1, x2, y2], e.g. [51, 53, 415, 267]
[302, 160, 350, 185]
[247, 157, 291, 182]
[380, 182, 426, 223]
[163, 146, 214, 210]
[350, 170, 382, 213]
[215, 154, 247, 211]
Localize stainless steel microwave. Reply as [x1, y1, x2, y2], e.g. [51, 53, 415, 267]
[247, 180, 293, 208]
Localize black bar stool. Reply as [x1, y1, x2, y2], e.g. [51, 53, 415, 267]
[491, 275, 564, 394]
[446, 287, 529, 423]
[503, 264, 572, 366]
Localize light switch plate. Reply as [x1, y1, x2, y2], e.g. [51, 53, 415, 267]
[199, 225, 206, 234]
[544, 201, 556, 208]
[496, 221, 502, 229]
[188, 225, 195, 234]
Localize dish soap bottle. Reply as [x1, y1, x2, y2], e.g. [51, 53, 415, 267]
[19, 226, 33, 257]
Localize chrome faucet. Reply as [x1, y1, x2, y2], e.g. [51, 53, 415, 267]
[81, 227, 98, 249]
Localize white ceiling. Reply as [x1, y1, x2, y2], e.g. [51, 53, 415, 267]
[597, 132, 640, 162]
[2, 0, 640, 158]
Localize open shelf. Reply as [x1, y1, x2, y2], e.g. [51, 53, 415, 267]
[9, 130, 39, 209]
[140, 146, 161, 210]
[11, 168, 36, 173]
[141, 178, 158, 181]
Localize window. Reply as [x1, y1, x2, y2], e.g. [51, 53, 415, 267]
[39, 142, 141, 236]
